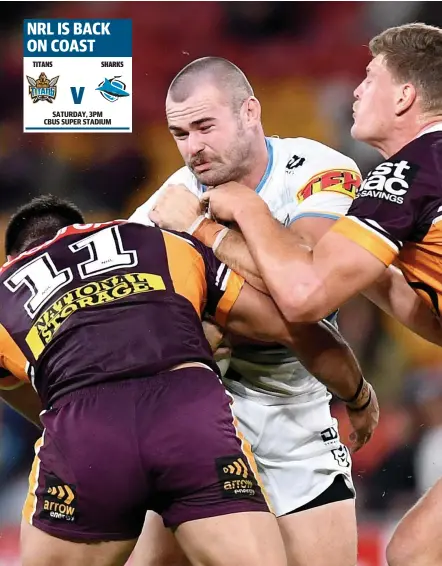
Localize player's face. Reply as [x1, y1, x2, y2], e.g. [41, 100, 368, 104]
[351, 55, 399, 145]
[166, 85, 253, 186]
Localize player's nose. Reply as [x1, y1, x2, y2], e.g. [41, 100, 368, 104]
[187, 132, 205, 157]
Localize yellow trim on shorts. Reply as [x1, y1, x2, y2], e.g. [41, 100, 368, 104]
[232, 416, 274, 514]
[23, 433, 45, 525]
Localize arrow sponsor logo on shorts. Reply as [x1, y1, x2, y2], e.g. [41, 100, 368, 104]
[40, 474, 77, 523]
[215, 455, 258, 499]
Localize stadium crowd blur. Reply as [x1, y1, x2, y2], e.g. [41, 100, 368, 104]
[2, 2, 442, 563]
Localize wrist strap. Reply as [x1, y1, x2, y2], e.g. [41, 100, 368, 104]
[347, 389, 372, 412]
[186, 215, 206, 236]
[336, 375, 364, 404]
[190, 218, 227, 249]
[212, 227, 229, 254]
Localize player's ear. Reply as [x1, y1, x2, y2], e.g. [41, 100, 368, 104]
[243, 96, 261, 125]
[395, 83, 416, 116]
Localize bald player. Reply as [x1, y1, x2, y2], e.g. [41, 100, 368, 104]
[130, 56, 384, 566]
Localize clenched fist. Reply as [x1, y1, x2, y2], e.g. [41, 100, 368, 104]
[149, 184, 203, 231]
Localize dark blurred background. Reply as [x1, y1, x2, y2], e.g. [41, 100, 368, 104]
[2, 3, 442, 564]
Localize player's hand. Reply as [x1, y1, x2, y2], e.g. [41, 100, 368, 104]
[201, 182, 266, 223]
[346, 383, 379, 453]
[149, 184, 203, 231]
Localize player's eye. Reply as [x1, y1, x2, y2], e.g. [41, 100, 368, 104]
[200, 125, 213, 132]
[174, 132, 189, 140]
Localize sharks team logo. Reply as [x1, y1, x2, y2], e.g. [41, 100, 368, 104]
[96, 76, 130, 102]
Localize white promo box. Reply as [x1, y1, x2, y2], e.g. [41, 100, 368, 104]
[23, 19, 132, 133]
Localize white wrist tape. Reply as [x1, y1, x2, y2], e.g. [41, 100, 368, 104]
[212, 227, 229, 254]
[186, 215, 206, 235]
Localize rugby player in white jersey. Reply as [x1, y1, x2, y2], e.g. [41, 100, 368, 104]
[130, 55, 442, 566]
[129, 57, 365, 566]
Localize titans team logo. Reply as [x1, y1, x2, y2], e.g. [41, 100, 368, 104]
[96, 76, 130, 102]
[27, 73, 59, 103]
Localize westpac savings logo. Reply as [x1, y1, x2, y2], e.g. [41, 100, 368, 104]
[96, 76, 130, 102]
[27, 73, 59, 103]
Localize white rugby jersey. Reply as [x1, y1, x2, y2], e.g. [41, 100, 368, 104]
[130, 136, 361, 397]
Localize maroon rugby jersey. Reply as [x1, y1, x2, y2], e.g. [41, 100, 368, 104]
[0, 221, 243, 405]
[332, 127, 442, 316]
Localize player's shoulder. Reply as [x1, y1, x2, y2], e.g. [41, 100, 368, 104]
[272, 136, 360, 173]
[360, 131, 442, 203]
[392, 131, 442, 183]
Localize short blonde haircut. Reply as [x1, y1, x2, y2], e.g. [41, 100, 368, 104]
[370, 23, 442, 113]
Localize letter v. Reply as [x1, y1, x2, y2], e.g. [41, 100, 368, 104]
[70, 87, 85, 105]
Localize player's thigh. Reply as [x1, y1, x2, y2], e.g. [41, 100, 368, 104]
[278, 498, 356, 566]
[20, 519, 136, 566]
[175, 511, 287, 566]
[130, 512, 190, 566]
[387, 477, 442, 566]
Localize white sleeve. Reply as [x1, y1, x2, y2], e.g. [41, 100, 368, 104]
[289, 191, 354, 223]
[284, 146, 362, 224]
[129, 167, 201, 227]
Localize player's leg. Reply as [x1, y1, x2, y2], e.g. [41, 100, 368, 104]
[386, 477, 442, 566]
[278, 489, 356, 566]
[20, 384, 150, 566]
[175, 511, 286, 566]
[130, 512, 190, 566]
[144, 367, 287, 566]
[21, 519, 136, 566]
[224, 381, 357, 566]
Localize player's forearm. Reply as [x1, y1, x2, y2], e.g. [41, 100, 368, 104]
[0, 382, 43, 428]
[364, 266, 442, 347]
[234, 203, 329, 321]
[191, 217, 268, 293]
[214, 230, 268, 293]
[290, 319, 368, 405]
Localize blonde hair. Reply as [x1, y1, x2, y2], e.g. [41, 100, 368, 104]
[370, 23, 442, 113]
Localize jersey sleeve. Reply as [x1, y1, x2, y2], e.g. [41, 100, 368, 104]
[331, 157, 424, 266]
[285, 141, 361, 225]
[191, 238, 245, 328]
[129, 167, 201, 227]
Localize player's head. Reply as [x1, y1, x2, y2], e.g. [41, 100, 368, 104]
[5, 195, 84, 258]
[166, 57, 263, 185]
[352, 23, 442, 151]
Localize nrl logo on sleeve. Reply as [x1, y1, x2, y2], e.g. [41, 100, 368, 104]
[27, 73, 59, 103]
[357, 160, 419, 204]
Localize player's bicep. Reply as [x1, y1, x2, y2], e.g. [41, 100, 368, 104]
[310, 231, 388, 315]
[289, 216, 337, 249]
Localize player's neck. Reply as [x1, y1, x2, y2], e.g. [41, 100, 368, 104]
[236, 136, 269, 190]
[378, 115, 442, 158]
